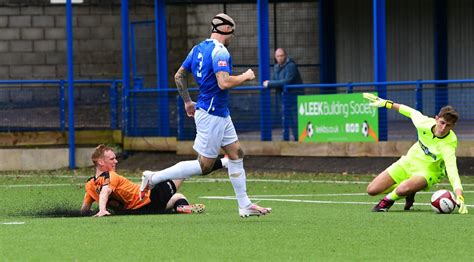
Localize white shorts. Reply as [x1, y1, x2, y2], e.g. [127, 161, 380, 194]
[193, 109, 238, 158]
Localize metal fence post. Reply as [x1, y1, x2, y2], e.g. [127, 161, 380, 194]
[415, 80, 423, 112]
[347, 82, 353, 93]
[373, 0, 388, 141]
[121, 0, 130, 137]
[258, 0, 272, 141]
[177, 96, 184, 141]
[282, 85, 290, 141]
[110, 81, 118, 129]
[66, 0, 75, 169]
[59, 80, 65, 131]
[155, 0, 170, 137]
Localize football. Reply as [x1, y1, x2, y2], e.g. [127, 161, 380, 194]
[431, 189, 456, 214]
[306, 122, 314, 138]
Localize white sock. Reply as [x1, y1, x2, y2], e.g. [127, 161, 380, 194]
[151, 160, 202, 185]
[221, 157, 229, 168]
[228, 159, 251, 208]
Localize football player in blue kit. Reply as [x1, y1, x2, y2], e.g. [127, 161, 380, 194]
[140, 13, 271, 218]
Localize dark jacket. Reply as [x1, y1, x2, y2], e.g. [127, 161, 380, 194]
[267, 57, 303, 89]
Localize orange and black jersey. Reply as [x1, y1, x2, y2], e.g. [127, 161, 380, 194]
[83, 171, 151, 210]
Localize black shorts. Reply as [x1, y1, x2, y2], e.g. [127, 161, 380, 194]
[143, 180, 177, 214]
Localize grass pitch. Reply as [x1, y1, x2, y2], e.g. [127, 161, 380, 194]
[1, 170, 473, 261]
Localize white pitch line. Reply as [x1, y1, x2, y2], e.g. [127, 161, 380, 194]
[200, 196, 405, 206]
[0, 174, 90, 179]
[199, 196, 474, 208]
[2, 222, 25, 225]
[249, 193, 368, 197]
[2, 178, 474, 189]
[186, 178, 371, 184]
[181, 177, 474, 190]
[178, 178, 474, 187]
[249, 190, 474, 197]
[3, 176, 474, 187]
[0, 179, 369, 188]
[0, 183, 83, 188]
[2, 174, 474, 188]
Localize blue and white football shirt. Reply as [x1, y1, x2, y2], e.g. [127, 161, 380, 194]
[182, 39, 232, 117]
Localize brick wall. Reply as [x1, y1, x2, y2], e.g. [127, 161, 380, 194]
[0, 1, 155, 81]
[0, 1, 318, 85]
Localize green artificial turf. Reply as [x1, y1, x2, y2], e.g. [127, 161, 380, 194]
[1, 169, 473, 261]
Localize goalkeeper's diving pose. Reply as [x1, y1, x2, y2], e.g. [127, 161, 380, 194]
[363, 93, 468, 214]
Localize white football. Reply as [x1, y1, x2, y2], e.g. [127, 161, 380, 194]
[431, 189, 456, 214]
[306, 122, 314, 138]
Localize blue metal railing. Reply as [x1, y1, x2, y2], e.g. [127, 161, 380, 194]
[125, 78, 474, 141]
[2, 78, 474, 163]
[0, 78, 121, 170]
[282, 79, 474, 141]
[0, 79, 121, 132]
[19, 77, 464, 143]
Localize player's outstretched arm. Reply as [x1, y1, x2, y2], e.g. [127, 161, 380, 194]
[175, 67, 192, 102]
[363, 93, 397, 110]
[94, 185, 112, 217]
[175, 66, 196, 117]
[216, 69, 255, 90]
[363, 93, 425, 120]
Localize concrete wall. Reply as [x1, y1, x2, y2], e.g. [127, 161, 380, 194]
[0, 147, 94, 170]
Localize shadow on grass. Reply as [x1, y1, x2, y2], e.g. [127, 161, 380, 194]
[16, 203, 174, 218]
[388, 209, 436, 213]
[23, 207, 87, 218]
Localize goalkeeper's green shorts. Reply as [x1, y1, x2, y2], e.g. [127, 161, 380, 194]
[386, 156, 445, 190]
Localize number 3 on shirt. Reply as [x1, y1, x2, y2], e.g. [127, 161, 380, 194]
[196, 52, 203, 78]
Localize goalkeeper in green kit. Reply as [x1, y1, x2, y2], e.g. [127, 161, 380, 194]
[363, 93, 468, 214]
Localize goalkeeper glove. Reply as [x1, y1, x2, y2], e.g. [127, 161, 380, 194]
[363, 93, 394, 109]
[456, 195, 468, 214]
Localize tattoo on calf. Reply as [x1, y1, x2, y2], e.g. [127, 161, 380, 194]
[237, 148, 244, 159]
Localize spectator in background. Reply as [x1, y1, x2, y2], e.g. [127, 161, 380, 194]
[263, 48, 303, 141]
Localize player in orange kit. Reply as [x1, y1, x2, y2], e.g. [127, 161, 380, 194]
[80, 144, 204, 217]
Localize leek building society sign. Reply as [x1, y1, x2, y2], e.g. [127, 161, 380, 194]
[297, 93, 379, 142]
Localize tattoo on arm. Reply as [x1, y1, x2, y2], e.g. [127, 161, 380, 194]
[175, 67, 191, 102]
[216, 71, 231, 89]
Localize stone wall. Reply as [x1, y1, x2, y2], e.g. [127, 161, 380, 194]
[0, 1, 155, 81]
[0, 1, 319, 82]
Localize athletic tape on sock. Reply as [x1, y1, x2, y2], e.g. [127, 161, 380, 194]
[228, 159, 251, 208]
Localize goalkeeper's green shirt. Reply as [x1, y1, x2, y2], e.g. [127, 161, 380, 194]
[399, 105, 462, 191]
